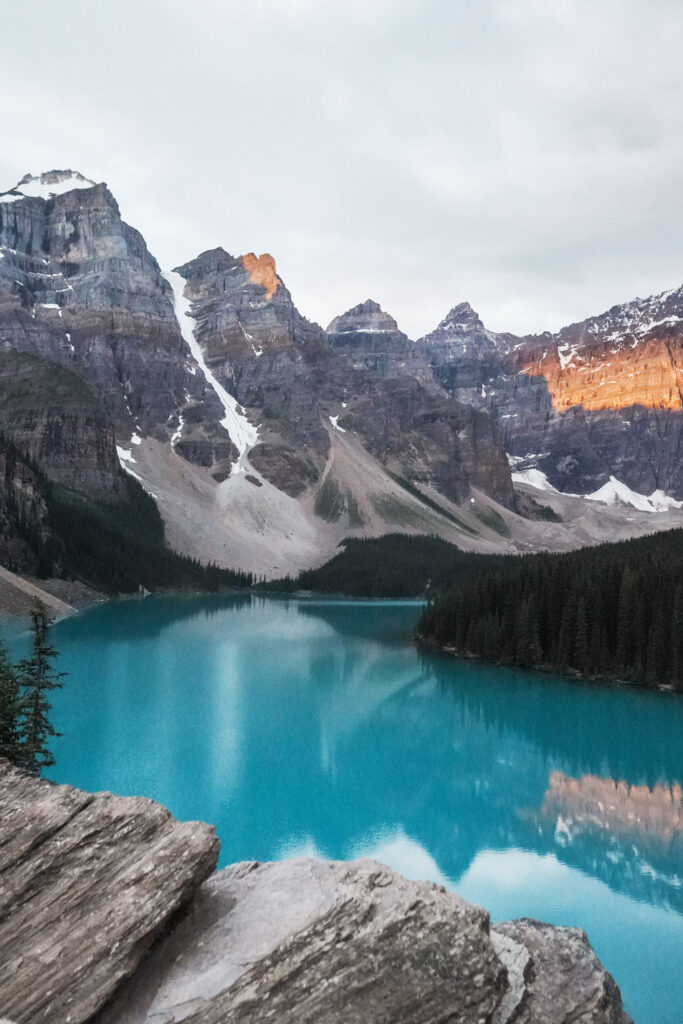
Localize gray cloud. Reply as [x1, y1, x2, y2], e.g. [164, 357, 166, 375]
[3, 0, 682, 337]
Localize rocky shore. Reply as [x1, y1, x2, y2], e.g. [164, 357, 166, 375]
[0, 761, 632, 1023]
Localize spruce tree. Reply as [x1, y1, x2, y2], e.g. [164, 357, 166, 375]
[0, 641, 22, 763]
[19, 599, 63, 776]
[574, 598, 590, 673]
[671, 585, 683, 692]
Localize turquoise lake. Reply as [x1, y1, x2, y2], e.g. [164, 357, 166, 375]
[5, 594, 683, 1024]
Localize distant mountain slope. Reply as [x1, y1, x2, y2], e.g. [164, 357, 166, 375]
[419, 287, 683, 499]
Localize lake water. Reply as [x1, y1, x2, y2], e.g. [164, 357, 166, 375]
[5, 595, 683, 1024]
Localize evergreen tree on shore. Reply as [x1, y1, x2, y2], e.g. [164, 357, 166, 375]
[18, 600, 63, 775]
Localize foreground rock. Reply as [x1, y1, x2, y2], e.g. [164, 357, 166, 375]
[0, 761, 631, 1024]
[100, 858, 632, 1024]
[0, 761, 219, 1024]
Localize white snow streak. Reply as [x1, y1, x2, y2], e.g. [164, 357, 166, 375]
[163, 270, 258, 472]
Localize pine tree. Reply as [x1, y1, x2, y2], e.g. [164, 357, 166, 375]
[645, 600, 666, 687]
[615, 568, 637, 673]
[574, 598, 590, 673]
[0, 641, 22, 763]
[19, 599, 63, 776]
[671, 585, 683, 692]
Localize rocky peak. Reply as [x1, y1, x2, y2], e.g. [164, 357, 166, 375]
[420, 301, 497, 349]
[241, 252, 282, 299]
[440, 300, 485, 331]
[326, 299, 441, 392]
[327, 299, 400, 335]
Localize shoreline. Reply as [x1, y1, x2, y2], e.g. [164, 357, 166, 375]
[417, 634, 680, 696]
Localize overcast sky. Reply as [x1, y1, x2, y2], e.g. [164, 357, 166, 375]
[3, 0, 683, 337]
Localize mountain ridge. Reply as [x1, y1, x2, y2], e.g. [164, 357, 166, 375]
[0, 167, 680, 582]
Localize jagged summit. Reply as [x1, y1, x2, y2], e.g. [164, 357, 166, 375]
[176, 249, 283, 301]
[0, 170, 98, 203]
[434, 301, 488, 334]
[327, 299, 400, 335]
[418, 301, 498, 357]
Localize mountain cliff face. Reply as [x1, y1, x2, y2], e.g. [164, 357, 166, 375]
[0, 436, 54, 574]
[175, 247, 332, 495]
[420, 289, 683, 498]
[0, 171, 223, 457]
[173, 255, 515, 506]
[0, 350, 121, 496]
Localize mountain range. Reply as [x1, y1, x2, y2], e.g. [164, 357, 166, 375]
[0, 169, 681, 582]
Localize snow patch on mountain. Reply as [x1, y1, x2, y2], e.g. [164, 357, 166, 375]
[586, 477, 683, 513]
[511, 468, 558, 492]
[163, 270, 259, 472]
[0, 171, 97, 202]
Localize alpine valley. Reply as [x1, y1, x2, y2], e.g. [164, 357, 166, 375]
[1, 169, 682, 585]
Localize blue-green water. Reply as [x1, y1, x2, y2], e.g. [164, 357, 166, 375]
[5, 595, 683, 1024]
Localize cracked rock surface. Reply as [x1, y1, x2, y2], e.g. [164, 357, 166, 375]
[0, 760, 219, 1024]
[99, 859, 633, 1024]
[0, 760, 632, 1024]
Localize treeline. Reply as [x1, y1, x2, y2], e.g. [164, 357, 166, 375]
[0, 600, 62, 775]
[265, 534, 508, 598]
[0, 429, 252, 593]
[48, 477, 253, 593]
[419, 529, 683, 690]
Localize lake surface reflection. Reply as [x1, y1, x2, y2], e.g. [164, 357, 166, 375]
[6, 595, 682, 1024]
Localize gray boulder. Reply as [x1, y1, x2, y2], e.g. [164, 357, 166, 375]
[99, 859, 632, 1024]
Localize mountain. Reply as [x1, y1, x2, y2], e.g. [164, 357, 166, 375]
[0, 167, 681, 585]
[420, 288, 683, 499]
[327, 299, 434, 384]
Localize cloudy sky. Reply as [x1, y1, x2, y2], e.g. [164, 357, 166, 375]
[3, 0, 682, 337]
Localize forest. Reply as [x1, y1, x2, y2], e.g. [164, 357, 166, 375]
[418, 528, 683, 690]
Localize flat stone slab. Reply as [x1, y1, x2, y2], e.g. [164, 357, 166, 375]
[0, 760, 219, 1024]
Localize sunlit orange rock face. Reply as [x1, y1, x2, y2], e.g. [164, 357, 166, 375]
[521, 336, 683, 413]
[240, 252, 282, 300]
[540, 770, 683, 843]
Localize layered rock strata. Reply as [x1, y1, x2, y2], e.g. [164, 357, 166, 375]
[0, 760, 219, 1024]
[327, 298, 435, 385]
[0, 437, 54, 574]
[0, 350, 122, 497]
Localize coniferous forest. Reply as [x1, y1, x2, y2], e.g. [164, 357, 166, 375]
[419, 528, 683, 690]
